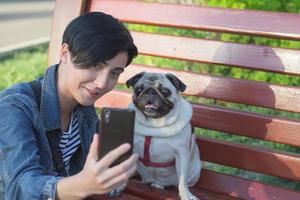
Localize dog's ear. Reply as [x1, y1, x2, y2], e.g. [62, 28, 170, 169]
[126, 71, 146, 88]
[165, 73, 187, 92]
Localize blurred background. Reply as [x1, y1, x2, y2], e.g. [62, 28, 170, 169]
[1, 0, 300, 89]
[0, 0, 54, 86]
[0, 0, 300, 191]
[0, 0, 54, 53]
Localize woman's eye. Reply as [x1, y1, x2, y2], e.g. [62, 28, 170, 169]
[111, 70, 122, 77]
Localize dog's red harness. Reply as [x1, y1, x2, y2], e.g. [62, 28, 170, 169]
[139, 136, 176, 168]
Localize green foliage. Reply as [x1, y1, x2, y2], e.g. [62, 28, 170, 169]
[0, 44, 47, 90]
[150, 0, 300, 13]
[205, 0, 300, 13]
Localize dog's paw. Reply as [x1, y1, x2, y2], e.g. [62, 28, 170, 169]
[188, 195, 199, 200]
[106, 185, 126, 198]
[150, 183, 165, 189]
[179, 187, 199, 200]
[180, 192, 199, 200]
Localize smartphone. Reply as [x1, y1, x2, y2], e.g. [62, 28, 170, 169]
[98, 107, 135, 166]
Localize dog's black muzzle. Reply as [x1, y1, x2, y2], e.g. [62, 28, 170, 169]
[134, 86, 174, 109]
[133, 86, 174, 118]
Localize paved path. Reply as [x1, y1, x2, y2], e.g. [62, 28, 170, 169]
[0, 0, 55, 53]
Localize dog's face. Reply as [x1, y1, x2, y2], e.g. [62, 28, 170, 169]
[126, 72, 186, 118]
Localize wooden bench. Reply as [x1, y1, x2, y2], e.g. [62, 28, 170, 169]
[49, 0, 300, 199]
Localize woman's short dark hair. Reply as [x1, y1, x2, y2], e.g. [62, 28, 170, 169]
[62, 12, 138, 67]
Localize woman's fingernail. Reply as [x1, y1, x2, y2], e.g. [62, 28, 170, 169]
[122, 143, 131, 150]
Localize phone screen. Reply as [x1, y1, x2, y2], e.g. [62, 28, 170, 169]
[98, 107, 135, 166]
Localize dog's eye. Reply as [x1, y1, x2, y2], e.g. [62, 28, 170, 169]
[160, 88, 171, 97]
[135, 87, 143, 94]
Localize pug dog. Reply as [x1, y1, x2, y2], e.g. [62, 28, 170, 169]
[126, 72, 201, 200]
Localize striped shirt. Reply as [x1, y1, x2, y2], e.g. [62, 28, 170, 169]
[59, 111, 81, 175]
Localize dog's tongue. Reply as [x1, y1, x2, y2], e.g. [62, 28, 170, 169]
[145, 104, 158, 110]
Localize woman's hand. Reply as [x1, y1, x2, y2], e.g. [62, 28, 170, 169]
[81, 133, 138, 195]
[56, 134, 138, 200]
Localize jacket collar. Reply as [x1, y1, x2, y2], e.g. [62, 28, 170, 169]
[40, 64, 62, 131]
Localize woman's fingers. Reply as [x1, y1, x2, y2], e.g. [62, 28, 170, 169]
[84, 138, 138, 193]
[86, 134, 100, 162]
[97, 153, 138, 184]
[97, 143, 131, 169]
[99, 158, 138, 189]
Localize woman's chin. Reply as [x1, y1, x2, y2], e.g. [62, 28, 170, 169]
[75, 89, 105, 106]
[80, 101, 95, 106]
[76, 96, 96, 106]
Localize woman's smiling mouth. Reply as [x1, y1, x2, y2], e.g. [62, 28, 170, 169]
[84, 86, 101, 98]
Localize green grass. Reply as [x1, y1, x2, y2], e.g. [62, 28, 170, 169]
[0, 44, 48, 90]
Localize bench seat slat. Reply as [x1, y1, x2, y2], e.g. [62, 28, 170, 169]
[87, 170, 300, 200]
[192, 104, 300, 148]
[86, 192, 146, 200]
[126, 181, 179, 200]
[119, 64, 300, 113]
[126, 180, 240, 200]
[189, 188, 241, 200]
[130, 32, 300, 75]
[197, 169, 300, 200]
[199, 137, 300, 181]
[87, 0, 300, 40]
[95, 90, 300, 147]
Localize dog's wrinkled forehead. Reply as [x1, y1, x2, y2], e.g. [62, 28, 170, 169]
[138, 73, 175, 88]
[126, 71, 187, 93]
[145, 74, 159, 81]
[141, 73, 162, 83]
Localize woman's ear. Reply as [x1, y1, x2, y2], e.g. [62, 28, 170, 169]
[60, 43, 71, 64]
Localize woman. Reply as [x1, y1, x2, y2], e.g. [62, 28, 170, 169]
[0, 12, 138, 199]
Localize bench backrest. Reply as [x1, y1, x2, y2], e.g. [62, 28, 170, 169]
[49, 0, 300, 199]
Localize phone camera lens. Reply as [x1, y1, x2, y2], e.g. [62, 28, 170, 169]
[104, 109, 110, 123]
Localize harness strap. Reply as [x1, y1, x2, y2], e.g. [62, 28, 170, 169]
[139, 129, 195, 168]
[139, 136, 176, 168]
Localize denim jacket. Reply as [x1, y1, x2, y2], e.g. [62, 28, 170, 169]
[0, 65, 98, 200]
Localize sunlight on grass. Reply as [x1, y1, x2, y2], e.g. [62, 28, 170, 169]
[0, 44, 48, 90]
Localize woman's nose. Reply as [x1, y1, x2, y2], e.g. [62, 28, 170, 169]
[95, 74, 109, 89]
